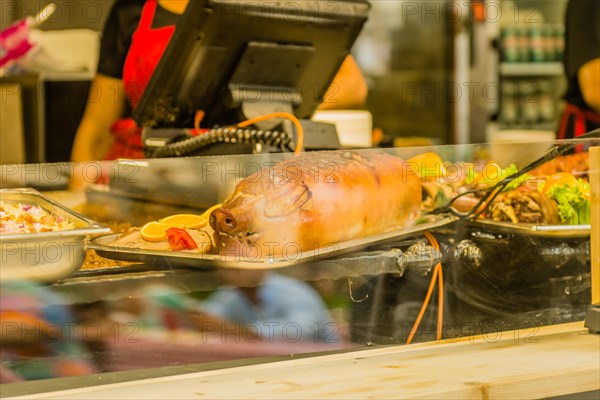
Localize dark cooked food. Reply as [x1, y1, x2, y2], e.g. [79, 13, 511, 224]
[210, 151, 422, 258]
[488, 190, 560, 224]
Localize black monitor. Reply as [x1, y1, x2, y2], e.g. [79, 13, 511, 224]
[133, 0, 370, 131]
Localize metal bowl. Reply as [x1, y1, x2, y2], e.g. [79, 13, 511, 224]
[0, 188, 111, 283]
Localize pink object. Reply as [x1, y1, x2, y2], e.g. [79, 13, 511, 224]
[0, 20, 34, 68]
[0, 365, 23, 383]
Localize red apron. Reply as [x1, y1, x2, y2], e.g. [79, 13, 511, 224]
[104, 0, 175, 160]
[557, 102, 600, 140]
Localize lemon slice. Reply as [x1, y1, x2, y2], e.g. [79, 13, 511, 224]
[140, 221, 183, 242]
[159, 214, 207, 229]
[540, 172, 579, 194]
[407, 152, 446, 180]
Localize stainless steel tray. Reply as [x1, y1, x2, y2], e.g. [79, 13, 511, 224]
[84, 184, 212, 227]
[469, 219, 591, 239]
[88, 215, 455, 270]
[0, 188, 112, 282]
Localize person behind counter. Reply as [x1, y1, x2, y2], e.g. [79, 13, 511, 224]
[70, 0, 368, 164]
[557, 0, 600, 139]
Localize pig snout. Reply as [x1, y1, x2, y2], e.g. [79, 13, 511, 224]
[210, 208, 238, 233]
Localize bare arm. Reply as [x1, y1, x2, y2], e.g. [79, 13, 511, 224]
[70, 74, 127, 163]
[578, 58, 600, 113]
[319, 55, 368, 110]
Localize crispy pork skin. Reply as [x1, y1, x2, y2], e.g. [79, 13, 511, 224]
[210, 151, 422, 258]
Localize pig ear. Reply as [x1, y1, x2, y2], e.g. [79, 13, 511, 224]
[264, 181, 312, 218]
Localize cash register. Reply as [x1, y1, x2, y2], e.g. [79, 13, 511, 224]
[133, 0, 371, 157]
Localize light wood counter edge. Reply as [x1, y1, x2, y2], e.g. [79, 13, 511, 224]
[589, 146, 599, 303]
[10, 321, 600, 400]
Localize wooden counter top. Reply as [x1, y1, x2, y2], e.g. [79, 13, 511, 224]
[12, 322, 600, 400]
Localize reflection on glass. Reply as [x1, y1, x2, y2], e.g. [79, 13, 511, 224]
[0, 140, 595, 392]
[198, 270, 340, 344]
[1, 271, 347, 382]
[0, 281, 96, 382]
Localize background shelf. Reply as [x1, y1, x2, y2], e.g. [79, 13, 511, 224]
[500, 62, 564, 77]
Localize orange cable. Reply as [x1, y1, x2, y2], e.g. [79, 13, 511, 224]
[237, 112, 304, 156]
[424, 231, 444, 342]
[436, 260, 444, 340]
[406, 231, 444, 344]
[405, 265, 439, 345]
[194, 110, 205, 132]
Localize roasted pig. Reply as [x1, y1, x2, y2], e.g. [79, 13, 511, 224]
[210, 151, 422, 258]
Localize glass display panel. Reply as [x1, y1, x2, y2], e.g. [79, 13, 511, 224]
[0, 137, 596, 395]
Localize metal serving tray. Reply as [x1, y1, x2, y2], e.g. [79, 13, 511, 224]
[0, 188, 111, 282]
[469, 219, 591, 239]
[87, 215, 454, 270]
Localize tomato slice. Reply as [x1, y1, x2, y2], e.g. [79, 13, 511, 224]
[166, 228, 198, 250]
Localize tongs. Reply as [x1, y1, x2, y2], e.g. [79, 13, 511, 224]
[432, 129, 600, 220]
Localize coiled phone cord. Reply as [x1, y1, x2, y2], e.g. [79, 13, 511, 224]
[150, 127, 295, 158]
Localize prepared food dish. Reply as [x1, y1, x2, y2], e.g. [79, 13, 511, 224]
[0, 201, 75, 234]
[209, 150, 422, 258]
[107, 206, 220, 254]
[110, 227, 214, 253]
[411, 151, 591, 226]
[492, 152, 592, 225]
[488, 189, 559, 224]
[107, 151, 422, 259]
[1, 188, 112, 282]
[409, 152, 475, 213]
[104, 149, 590, 262]
[488, 172, 590, 225]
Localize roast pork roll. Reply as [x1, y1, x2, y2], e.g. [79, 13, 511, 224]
[209, 151, 422, 259]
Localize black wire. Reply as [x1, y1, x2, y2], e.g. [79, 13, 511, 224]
[150, 127, 295, 158]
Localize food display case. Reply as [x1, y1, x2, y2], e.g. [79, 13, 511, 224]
[0, 136, 598, 399]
